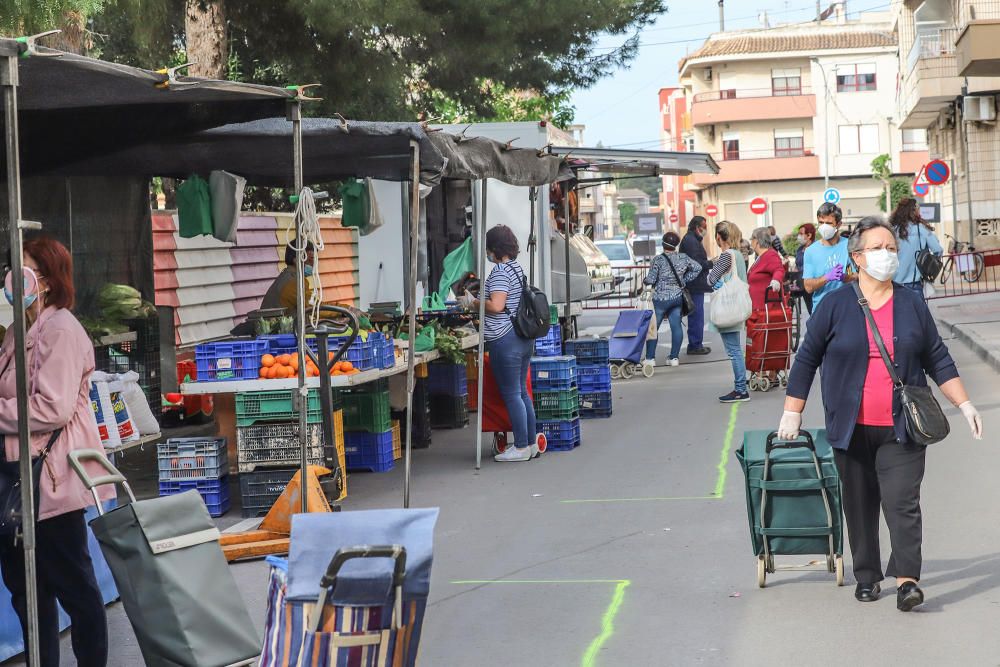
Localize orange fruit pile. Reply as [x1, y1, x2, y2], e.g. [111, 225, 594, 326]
[259, 352, 360, 379]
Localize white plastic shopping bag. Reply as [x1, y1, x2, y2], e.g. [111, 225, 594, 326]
[710, 250, 752, 329]
[118, 371, 159, 436]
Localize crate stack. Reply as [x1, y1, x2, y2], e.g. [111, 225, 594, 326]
[428, 361, 469, 429]
[158, 437, 230, 517]
[234, 388, 331, 517]
[531, 356, 581, 451]
[343, 379, 396, 472]
[565, 338, 613, 419]
[533, 324, 562, 357]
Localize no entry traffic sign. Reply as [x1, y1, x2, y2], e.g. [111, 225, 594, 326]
[750, 198, 768, 215]
[669, 213, 679, 224]
[705, 204, 719, 217]
[925, 159, 950, 186]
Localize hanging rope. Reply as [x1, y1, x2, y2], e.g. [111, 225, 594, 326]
[286, 187, 325, 328]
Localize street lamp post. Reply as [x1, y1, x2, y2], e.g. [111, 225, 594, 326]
[811, 57, 830, 191]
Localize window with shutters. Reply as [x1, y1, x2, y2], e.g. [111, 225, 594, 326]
[722, 132, 740, 160]
[771, 68, 802, 96]
[838, 124, 880, 154]
[836, 63, 877, 92]
[774, 129, 805, 157]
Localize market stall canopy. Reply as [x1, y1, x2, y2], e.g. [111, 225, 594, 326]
[0, 40, 294, 176]
[548, 146, 720, 177]
[429, 131, 572, 186]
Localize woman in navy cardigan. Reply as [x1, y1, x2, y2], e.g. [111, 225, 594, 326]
[777, 217, 983, 612]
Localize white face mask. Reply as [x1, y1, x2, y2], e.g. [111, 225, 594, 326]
[796, 234, 806, 245]
[817, 223, 837, 241]
[862, 249, 899, 282]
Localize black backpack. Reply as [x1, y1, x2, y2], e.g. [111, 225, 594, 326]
[504, 265, 551, 339]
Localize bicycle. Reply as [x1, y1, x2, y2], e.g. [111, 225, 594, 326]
[939, 234, 985, 284]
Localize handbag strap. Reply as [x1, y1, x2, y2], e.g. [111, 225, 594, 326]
[0, 428, 61, 464]
[851, 282, 903, 389]
[664, 254, 685, 287]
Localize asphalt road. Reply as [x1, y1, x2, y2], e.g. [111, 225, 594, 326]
[27, 312, 1000, 666]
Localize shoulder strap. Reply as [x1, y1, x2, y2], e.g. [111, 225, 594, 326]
[664, 254, 684, 285]
[851, 283, 903, 389]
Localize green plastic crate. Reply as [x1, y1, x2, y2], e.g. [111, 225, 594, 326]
[549, 304, 559, 325]
[342, 389, 392, 433]
[236, 390, 322, 427]
[533, 388, 580, 420]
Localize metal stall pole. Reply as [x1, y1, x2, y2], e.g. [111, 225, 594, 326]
[2, 45, 42, 666]
[563, 183, 571, 327]
[288, 98, 310, 514]
[474, 180, 489, 469]
[528, 186, 537, 285]
[404, 141, 421, 508]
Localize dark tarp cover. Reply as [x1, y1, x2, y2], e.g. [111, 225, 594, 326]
[428, 131, 572, 186]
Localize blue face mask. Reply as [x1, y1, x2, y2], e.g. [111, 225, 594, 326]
[303, 265, 314, 277]
[3, 268, 40, 310]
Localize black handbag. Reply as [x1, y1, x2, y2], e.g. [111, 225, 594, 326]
[914, 226, 943, 283]
[664, 254, 696, 317]
[853, 284, 950, 445]
[0, 428, 63, 536]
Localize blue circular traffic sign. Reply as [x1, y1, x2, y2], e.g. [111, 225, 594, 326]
[823, 188, 841, 204]
[913, 182, 930, 197]
[925, 160, 950, 186]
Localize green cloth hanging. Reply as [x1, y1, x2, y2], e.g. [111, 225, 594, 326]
[176, 175, 213, 238]
[436, 237, 475, 301]
[339, 178, 368, 230]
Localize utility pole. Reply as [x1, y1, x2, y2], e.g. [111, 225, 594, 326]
[719, 0, 725, 31]
[817, 1, 822, 21]
[960, 82, 976, 244]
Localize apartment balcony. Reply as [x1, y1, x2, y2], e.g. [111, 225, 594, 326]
[691, 149, 820, 186]
[956, 19, 1000, 76]
[898, 28, 962, 128]
[690, 88, 816, 127]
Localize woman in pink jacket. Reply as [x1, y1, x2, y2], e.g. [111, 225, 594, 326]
[0, 236, 112, 666]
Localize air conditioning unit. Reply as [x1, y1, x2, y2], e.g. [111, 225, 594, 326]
[963, 95, 997, 122]
[705, 67, 713, 81]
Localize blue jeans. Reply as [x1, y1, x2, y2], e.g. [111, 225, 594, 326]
[487, 329, 537, 449]
[687, 292, 706, 350]
[720, 331, 747, 394]
[645, 296, 684, 361]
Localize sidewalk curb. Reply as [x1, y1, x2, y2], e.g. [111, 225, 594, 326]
[936, 317, 1000, 374]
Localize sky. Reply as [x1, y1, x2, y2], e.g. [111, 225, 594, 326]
[570, 0, 893, 148]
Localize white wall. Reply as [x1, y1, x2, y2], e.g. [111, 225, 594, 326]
[361, 180, 407, 309]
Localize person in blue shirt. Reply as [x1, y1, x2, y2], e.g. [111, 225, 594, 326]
[802, 203, 857, 310]
[890, 197, 943, 295]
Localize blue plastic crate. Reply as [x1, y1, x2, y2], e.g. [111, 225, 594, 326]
[577, 365, 612, 393]
[374, 335, 397, 369]
[537, 418, 582, 452]
[427, 363, 468, 396]
[530, 356, 577, 391]
[157, 437, 228, 481]
[158, 477, 231, 517]
[344, 430, 395, 472]
[534, 324, 562, 357]
[194, 339, 269, 382]
[564, 338, 610, 365]
[580, 391, 613, 419]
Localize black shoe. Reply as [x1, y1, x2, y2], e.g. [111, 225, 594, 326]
[897, 582, 924, 612]
[687, 346, 712, 355]
[719, 391, 750, 403]
[854, 582, 881, 602]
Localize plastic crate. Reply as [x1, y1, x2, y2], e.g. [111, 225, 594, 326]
[195, 339, 269, 382]
[235, 389, 324, 427]
[429, 394, 469, 429]
[549, 304, 559, 325]
[577, 365, 612, 394]
[530, 356, 577, 391]
[579, 391, 613, 419]
[239, 468, 296, 518]
[158, 477, 231, 517]
[157, 437, 228, 481]
[533, 388, 580, 421]
[537, 418, 582, 451]
[344, 430, 395, 472]
[392, 420, 402, 460]
[342, 387, 392, 433]
[331, 334, 379, 371]
[236, 423, 324, 472]
[534, 324, 562, 357]
[564, 338, 610, 365]
[427, 363, 468, 397]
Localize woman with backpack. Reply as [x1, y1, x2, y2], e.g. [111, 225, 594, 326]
[640, 232, 702, 371]
[462, 225, 545, 462]
[890, 198, 943, 295]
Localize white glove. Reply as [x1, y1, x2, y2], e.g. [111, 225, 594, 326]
[458, 290, 476, 311]
[639, 287, 653, 303]
[769, 279, 781, 293]
[959, 401, 983, 440]
[777, 410, 802, 440]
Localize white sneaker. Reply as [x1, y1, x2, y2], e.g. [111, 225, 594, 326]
[670, 358, 679, 367]
[494, 446, 532, 462]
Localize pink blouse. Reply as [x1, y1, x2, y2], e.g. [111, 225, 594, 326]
[857, 297, 894, 427]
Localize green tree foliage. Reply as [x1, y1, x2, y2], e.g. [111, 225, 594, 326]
[878, 179, 912, 213]
[429, 84, 576, 128]
[618, 202, 637, 232]
[1, 0, 108, 52]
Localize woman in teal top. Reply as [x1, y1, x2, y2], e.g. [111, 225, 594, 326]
[890, 198, 943, 294]
[708, 221, 749, 403]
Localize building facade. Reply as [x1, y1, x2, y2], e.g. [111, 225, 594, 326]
[658, 87, 698, 226]
[675, 5, 928, 238]
[894, 0, 1000, 245]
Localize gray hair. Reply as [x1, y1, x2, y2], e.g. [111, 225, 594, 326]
[750, 227, 773, 248]
[848, 215, 897, 255]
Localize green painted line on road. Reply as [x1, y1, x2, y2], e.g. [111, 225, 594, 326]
[712, 402, 741, 499]
[450, 578, 631, 667]
[560, 496, 721, 504]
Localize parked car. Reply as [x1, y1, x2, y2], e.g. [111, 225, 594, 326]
[595, 239, 641, 296]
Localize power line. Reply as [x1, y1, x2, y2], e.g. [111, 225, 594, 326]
[639, 0, 825, 34]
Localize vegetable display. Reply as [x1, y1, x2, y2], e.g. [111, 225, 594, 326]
[258, 353, 359, 379]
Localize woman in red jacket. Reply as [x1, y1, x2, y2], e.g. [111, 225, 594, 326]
[747, 227, 786, 311]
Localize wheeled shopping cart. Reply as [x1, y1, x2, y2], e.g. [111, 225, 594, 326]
[737, 430, 844, 588]
[608, 309, 655, 379]
[480, 353, 541, 455]
[745, 291, 793, 392]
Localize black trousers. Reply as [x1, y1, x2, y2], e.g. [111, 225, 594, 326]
[0, 509, 108, 666]
[834, 425, 927, 585]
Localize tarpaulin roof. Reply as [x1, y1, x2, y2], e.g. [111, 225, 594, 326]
[549, 146, 720, 177]
[429, 131, 572, 186]
[0, 40, 293, 176]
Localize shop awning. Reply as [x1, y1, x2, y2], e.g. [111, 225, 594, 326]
[429, 131, 572, 186]
[548, 146, 720, 177]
